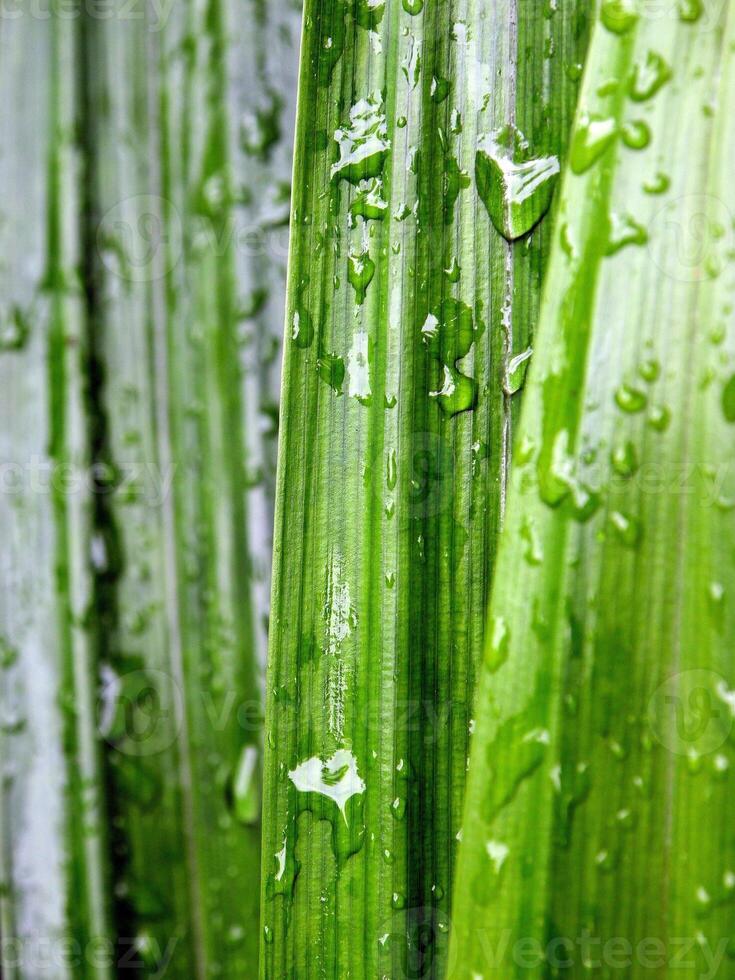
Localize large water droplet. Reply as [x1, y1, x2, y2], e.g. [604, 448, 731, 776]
[476, 127, 560, 240]
[289, 749, 366, 820]
[354, 0, 385, 30]
[422, 299, 478, 416]
[332, 94, 391, 184]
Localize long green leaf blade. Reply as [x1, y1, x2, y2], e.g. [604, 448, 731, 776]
[261, 2, 588, 976]
[451, 3, 735, 976]
[0, 12, 112, 978]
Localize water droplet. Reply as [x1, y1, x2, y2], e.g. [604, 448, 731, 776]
[629, 51, 672, 102]
[445, 256, 461, 282]
[485, 840, 510, 874]
[639, 358, 661, 382]
[229, 745, 260, 826]
[350, 177, 388, 221]
[648, 405, 671, 431]
[611, 440, 639, 477]
[391, 796, 406, 820]
[609, 510, 642, 547]
[402, 0, 423, 11]
[431, 75, 451, 103]
[422, 299, 478, 416]
[291, 287, 315, 349]
[722, 375, 735, 422]
[606, 212, 648, 254]
[289, 749, 366, 822]
[347, 330, 372, 404]
[621, 119, 651, 150]
[0, 638, 18, 670]
[615, 384, 648, 413]
[570, 113, 617, 174]
[644, 171, 671, 195]
[348, 247, 375, 304]
[317, 351, 346, 393]
[503, 347, 534, 395]
[520, 517, 544, 566]
[678, 0, 703, 21]
[487, 616, 510, 672]
[263, 925, 274, 945]
[600, 0, 639, 34]
[476, 126, 560, 240]
[392, 892, 406, 910]
[354, 0, 385, 29]
[0, 307, 31, 352]
[332, 95, 391, 184]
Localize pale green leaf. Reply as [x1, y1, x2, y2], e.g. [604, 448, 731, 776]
[261, 1, 589, 976]
[451, 2, 735, 976]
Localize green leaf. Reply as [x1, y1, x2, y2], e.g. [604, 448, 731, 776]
[261, 1, 589, 976]
[79, 0, 301, 975]
[0, 15, 113, 979]
[451, 3, 735, 977]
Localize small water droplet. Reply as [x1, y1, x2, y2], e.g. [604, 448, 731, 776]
[722, 375, 735, 422]
[606, 212, 648, 254]
[648, 405, 671, 432]
[503, 347, 533, 396]
[600, 0, 639, 34]
[402, 0, 423, 12]
[615, 384, 648, 413]
[431, 76, 450, 103]
[570, 113, 617, 174]
[643, 171, 671, 195]
[629, 51, 672, 102]
[348, 247, 375, 304]
[678, 0, 703, 21]
[0, 307, 31, 352]
[317, 352, 346, 393]
[487, 616, 510, 672]
[485, 840, 510, 874]
[230, 745, 260, 826]
[621, 119, 651, 150]
[609, 510, 642, 547]
[611, 441, 639, 477]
